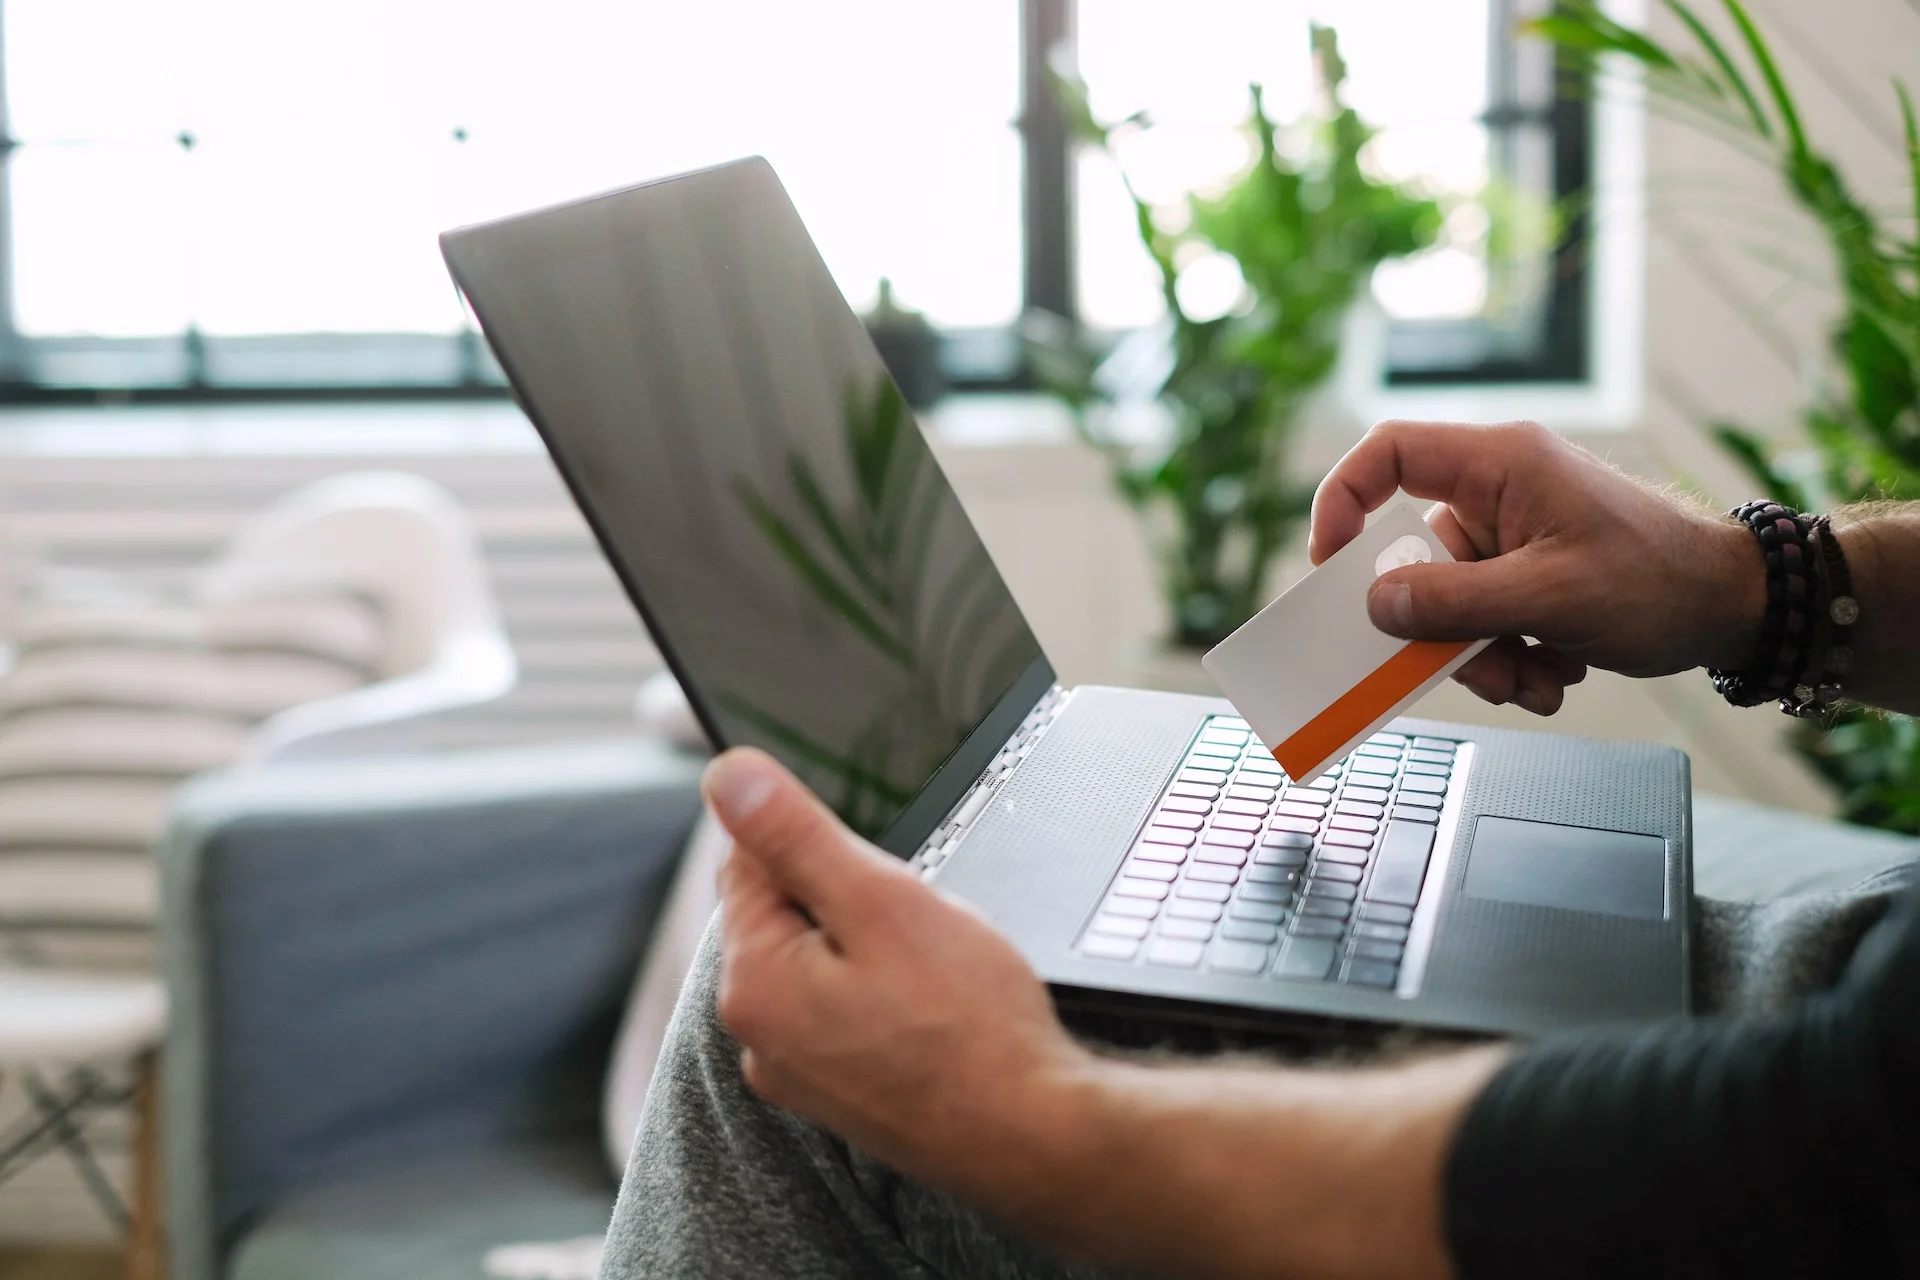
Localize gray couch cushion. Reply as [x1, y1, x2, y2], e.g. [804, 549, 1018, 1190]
[228, 1139, 612, 1280]
[1694, 794, 1920, 901]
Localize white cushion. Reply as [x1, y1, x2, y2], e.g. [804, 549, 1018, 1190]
[0, 855, 157, 925]
[0, 707, 251, 778]
[0, 778, 177, 851]
[0, 647, 364, 721]
[0, 969, 164, 1061]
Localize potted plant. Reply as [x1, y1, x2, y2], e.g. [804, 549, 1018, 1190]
[1028, 27, 1441, 656]
[1534, 0, 1920, 831]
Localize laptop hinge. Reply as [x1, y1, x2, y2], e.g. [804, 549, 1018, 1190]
[908, 684, 1072, 878]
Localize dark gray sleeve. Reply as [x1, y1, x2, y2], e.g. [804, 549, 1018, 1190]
[1445, 881, 1920, 1278]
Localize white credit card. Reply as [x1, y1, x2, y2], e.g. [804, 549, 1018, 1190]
[1202, 500, 1492, 784]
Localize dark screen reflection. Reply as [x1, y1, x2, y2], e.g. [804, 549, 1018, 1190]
[446, 159, 1045, 837]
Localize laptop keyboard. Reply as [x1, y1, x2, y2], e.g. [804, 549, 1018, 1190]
[1076, 716, 1462, 991]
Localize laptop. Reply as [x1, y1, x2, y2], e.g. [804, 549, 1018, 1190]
[440, 156, 1692, 1041]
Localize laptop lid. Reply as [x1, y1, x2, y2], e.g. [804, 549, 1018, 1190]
[441, 157, 1054, 854]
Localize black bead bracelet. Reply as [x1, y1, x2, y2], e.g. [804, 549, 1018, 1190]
[1708, 501, 1820, 708]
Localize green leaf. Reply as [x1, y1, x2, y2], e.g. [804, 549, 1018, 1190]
[712, 691, 913, 827]
[1710, 423, 1809, 508]
[1898, 80, 1920, 283]
[787, 455, 891, 608]
[1661, 0, 1771, 138]
[1719, 0, 1806, 155]
[734, 481, 913, 667]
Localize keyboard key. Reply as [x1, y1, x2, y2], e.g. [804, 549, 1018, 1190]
[1113, 877, 1170, 900]
[1121, 860, 1180, 883]
[1142, 826, 1196, 847]
[1211, 813, 1263, 833]
[1344, 960, 1399, 988]
[1090, 914, 1151, 939]
[1193, 845, 1249, 867]
[1221, 919, 1281, 944]
[1210, 940, 1272, 974]
[1102, 896, 1160, 919]
[1184, 860, 1240, 884]
[1391, 806, 1439, 825]
[1214, 716, 1251, 732]
[1394, 791, 1443, 810]
[1367, 732, 1409, 748]
[1367, 821, 1436, 906]
[1082, 934, 1140, 960]
[1352, 938, 1405, 962]
[1348, 756, 1397, 776]
[1261, 830, 1314, 850]
[1158, 917, 1215, 940]
[1310, 861, 1364, 884]
[1191, 743, 1240, 760]
[1412, 737, 1457, 752]
[1316, 844, 1369, 866]
[1176, 879, 1233, 902]
[1201, 728, 1250, 745]
[1357, 903, 1413, 925]
[1353, 743, 1401, 760]
[1131, 842, 1187, 864]
[1238, 756, 1283, 774]
[1203, 830, 1255, 850]
[1274, 938, 1339, 981]
[1160, 796, 1213, 814]
[1238, 881, 1293, 903]
[1227, 782, 1280, 801]
[1404, 761, 1451, 778]
[1353, 920, 1411, 943]
[1291, 916, 1346, 939]
[1245, 863, 1300, 885]
[1335, 800, 1385, 819]
[1219, 798, 1271, 817]
[1343, 784, 1391, 805]
[1270, 816, 1319, 835]
[1293, 774, 1338, 790]
[1324, 829, 1375, 849]
[1299, 897, 1351, 919]
[1180, 767, 1230, 785]
[1229, 898, 1288, 924]
[1171, 782, 1222, 800]
[1253, 847, 1308, 869]
[1408, 749, 1454, 766]
[1400, 774, 1448, 795]
[1165, 897, 1224, 921]
[1329, 815, 1379, 834]
[1305, 880, 1357, 902]
[1146, 938, 1206, 967]
[1151, 811, 1205, 830]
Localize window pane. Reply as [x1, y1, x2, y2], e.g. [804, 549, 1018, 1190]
[1074, 0, 1494, 330]
[4, 0, 1022, 352]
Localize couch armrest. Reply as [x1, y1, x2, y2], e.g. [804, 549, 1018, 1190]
[159, 739, 703, 1280]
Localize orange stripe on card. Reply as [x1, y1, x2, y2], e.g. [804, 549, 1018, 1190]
[1271, 640, 1470, 779]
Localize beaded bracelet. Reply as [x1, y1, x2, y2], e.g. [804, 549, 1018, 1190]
[1779, 515, 1858, 720]
[1708, 501, 1820, 708]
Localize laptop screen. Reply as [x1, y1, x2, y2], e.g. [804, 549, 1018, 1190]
[444, 159, 1047, 840]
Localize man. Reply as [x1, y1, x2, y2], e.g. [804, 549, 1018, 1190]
[602, 421, 1920, 1278]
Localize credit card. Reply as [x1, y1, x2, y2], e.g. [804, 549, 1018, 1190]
[1202, 500, 1492, 784]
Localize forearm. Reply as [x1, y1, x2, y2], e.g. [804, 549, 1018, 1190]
[999, 1045, 1508, 1280]
[1833, 503, 1920, 714]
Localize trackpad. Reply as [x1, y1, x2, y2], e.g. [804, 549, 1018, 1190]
[1463, 816, 1668, 920]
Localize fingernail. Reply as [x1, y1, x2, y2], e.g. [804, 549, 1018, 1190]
[704, 751, 779, 823]
[1515, 689, 1548, 716]
[1371, 581, 1414, 635]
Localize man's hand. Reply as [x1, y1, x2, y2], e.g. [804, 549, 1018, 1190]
[708, 747, 1093, 1212]
[1311, 420, 1766, 714]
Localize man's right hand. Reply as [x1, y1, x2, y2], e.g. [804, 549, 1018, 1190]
[1310, 420, 1766, 715]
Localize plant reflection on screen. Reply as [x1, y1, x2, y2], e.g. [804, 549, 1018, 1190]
[718, 376, 1034, 837]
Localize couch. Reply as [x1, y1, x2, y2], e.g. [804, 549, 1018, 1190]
[158, 738, 703, 1280]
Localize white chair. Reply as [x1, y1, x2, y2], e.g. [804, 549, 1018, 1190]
[0, 470, 516, 1275]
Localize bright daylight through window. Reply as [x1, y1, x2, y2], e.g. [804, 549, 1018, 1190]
[0, 0, 1582, 393]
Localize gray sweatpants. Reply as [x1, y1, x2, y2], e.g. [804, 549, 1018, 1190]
[599, 868, 1916, 1279]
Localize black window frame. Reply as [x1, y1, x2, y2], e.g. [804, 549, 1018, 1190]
[0, 0, 1590, 404]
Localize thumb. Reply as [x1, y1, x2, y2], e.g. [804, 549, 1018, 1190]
[702, 747, 906, 933]
[1367, 550, 1548, 642]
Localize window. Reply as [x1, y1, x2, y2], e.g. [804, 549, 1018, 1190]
[0, 0, 1588, 398]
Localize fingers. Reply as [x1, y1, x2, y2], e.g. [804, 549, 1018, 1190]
[1453, 639, 1587, 715]
[1309, 420, 1552, 563]
[703, 747, 910, 938]
[1365, 549, 1556, 643]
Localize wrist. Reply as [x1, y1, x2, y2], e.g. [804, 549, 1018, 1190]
[1694, 515, 1768, 672]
